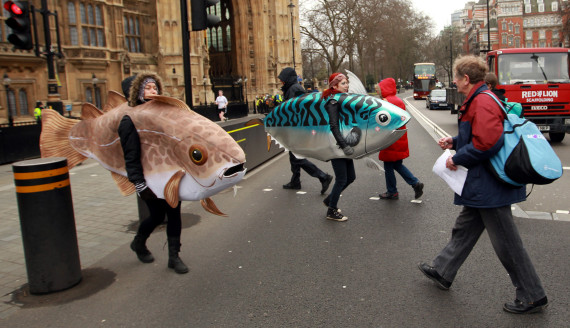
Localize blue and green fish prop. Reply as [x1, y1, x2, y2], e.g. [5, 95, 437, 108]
[264, 92, 411, 161]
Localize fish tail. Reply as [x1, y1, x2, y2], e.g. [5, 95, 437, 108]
[40, 108, 87, 169]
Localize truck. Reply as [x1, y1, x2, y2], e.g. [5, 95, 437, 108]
[487, 48, 570, 143]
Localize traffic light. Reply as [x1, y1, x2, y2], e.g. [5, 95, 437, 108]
[191, 0, 221, 31]
[4, 1, 33, 50]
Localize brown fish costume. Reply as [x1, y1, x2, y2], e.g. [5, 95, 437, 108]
[40, 91, 246, 216]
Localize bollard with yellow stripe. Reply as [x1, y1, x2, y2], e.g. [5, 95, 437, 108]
[12, 157, 82, 294]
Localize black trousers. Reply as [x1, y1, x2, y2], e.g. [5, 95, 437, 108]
[289, 152, 326, 184]
[138, 198, 182, 238]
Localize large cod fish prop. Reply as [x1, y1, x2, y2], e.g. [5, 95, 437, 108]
[40, 91, 246, 216]
[264, 92, 411, 161]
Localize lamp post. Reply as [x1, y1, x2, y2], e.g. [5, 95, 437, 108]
[243, 77, 248, 105]
[288, 0, 296, 69]
[202, 75, 207, 106]
[3, 73, 13, 126]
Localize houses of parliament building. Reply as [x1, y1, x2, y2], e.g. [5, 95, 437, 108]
[0, 0, 302, 124]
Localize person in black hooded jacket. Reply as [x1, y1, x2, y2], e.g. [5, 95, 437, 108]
[277, 67, 333, 194]
[118, 72, 188, 274]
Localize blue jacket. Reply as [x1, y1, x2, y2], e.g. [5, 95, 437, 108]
[451, 81, 526, 208]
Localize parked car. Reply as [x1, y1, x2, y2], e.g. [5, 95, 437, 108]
[426, 89, 451, 110]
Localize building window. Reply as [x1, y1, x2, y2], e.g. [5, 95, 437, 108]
[502, 21, 507, 30]
[508, 22, 513, 32]
[526, 30, 532, 40]
[508, 35, 513, 47]
[525, 4, 531, 13]
[523, 19, 527, 27]
[553, 30, 560, 39]
[539, 30, 546, 39]
[18, 89, 28, 116]
[552, 2, 558, 11]
[69, 1, 105, 47]
[226, 25, 231, 51]
[538, 3, 544, 13]
[515, 37, 520, 48]
[124, 15, 142, 53]
[540, 41, 546, 47]
[7, 89, 16, 119]
[526, 41, 532, 48]
[523, 0, 530, 3]
[502, 33, 507, 45]
[515, 25, 520, 34]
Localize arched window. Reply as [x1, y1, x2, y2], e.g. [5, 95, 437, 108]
[86, 87, 93, 104]
[217, 26, 223, 51]
[68, 2, 78, 45]
[18, 89, 28, 116]
[226, 26, 231, 51]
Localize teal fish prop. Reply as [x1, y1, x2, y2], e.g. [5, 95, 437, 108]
[264, 92, 411, 161]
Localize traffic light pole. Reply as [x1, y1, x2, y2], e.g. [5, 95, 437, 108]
[40, 0, 62, 114]
[180, 0, 193, 108]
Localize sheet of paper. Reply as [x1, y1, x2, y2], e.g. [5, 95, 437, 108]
[432, 150, 468, 196]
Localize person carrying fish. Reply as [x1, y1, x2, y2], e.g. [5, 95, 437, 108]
[321, 73, 355, 222]
[119, 72, 189, 274]
[277, 67, 333, 194]
[377, 78, 424, 200]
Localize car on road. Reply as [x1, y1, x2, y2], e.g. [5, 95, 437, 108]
[426, 89, 450, 110]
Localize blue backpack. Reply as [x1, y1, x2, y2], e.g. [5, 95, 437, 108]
[482, 91, 563, 187]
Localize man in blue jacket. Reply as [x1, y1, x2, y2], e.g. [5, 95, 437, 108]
[418, 55, 547, 314]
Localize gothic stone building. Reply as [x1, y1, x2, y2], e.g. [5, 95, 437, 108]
[0, 0, 302, 124]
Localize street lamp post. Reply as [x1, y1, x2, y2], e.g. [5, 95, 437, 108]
[202, 75, 207, 106]
[288, 1, 296, 69]
[3, 73, 13, 126]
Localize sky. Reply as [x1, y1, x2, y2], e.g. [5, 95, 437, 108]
[410, 0, 473, 34]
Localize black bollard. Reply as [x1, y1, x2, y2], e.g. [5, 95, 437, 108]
[13, 157, 82, 294]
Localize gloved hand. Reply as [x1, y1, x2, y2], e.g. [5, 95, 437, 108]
[135, 181, 157, 201]
[342, 146, 354, 156]
[138, 187, 157, 201]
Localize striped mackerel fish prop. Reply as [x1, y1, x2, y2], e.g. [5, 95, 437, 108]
[264, 92, 411, 161]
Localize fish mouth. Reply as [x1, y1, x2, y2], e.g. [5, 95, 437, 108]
[222, 163, 246, 178]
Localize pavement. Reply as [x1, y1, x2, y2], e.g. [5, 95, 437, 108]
[0, 104, 568, 326]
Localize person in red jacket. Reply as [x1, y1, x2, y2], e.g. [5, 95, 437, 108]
[377, 78, 424, 200]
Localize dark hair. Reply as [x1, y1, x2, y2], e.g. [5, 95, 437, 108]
[484, 73, 499, 89]
[453, 55, 488, 84]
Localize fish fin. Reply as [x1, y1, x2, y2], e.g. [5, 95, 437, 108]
[103, 91, 127, 112]
[245, 118, 264, 127]
[111, 172, 136, 196]
[147, 95, 197, 114]
[81, 103, 104, 120]
[164, 170, 185, 208]
[39, 108, 87, 169]
[346, 70, 368, 95]
[200, 198, 227, 217]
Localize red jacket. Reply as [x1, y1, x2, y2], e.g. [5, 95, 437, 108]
[378, 78, 409, 162]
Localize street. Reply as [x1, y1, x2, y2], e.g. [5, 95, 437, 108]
[0, 90, 569, 327]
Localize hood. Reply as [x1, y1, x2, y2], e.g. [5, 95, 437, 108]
[379, 78, 397, 98]
[127, 72, 164, 107]
[278, 67, 299, 93]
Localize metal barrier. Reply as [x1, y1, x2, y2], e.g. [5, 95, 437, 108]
[12, 157, 82, 294]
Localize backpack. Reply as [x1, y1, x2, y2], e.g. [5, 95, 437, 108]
[482, 91, 563, 187]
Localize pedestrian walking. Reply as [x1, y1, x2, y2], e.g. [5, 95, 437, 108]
[119, 72, 189, 274]
[321, 72, 356, 222]
[377, 78, 424, 200]
[215, 90, 228, 121]
[34, 101, 44, 122]
[418, 55, 547, 314]
[277, 67, 333, 194]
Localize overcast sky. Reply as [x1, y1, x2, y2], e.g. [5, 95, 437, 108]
[410, 0, 474, 34]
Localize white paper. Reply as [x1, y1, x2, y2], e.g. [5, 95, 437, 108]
[432, 150, 468, 196]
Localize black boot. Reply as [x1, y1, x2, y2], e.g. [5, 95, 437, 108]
[167, 237, 189, 274]
[130, 234, 154, 263]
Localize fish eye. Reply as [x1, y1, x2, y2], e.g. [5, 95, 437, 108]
[189, 145, 208, 165]
[375, 110, 391, 126]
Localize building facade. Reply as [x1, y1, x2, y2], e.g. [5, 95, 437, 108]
[0, 0, 302, 124]
[456, 0, 566, 55]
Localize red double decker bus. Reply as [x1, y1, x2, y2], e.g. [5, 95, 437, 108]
[487, 48, 570, 142]
[413, 62, 436, 100]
